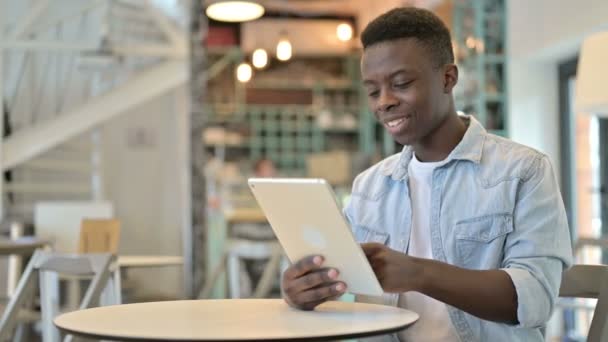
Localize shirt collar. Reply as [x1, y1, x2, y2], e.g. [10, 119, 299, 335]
[381, 115, 487, 180]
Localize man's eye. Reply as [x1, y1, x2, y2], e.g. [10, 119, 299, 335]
[394, 81, 412, 89]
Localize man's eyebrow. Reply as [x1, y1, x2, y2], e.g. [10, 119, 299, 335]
[362, 68, 415, 85]
[389, 68, 414, 77]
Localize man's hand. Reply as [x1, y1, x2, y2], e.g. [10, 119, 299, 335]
[362, 242, 519, 324]
[282, 255, 347, 310]
[361, 242, 425, 293]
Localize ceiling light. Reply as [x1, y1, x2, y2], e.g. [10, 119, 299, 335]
[206, 1, 264, 23]
[465, 36, 476, 49]
[336, 23, 353, 42]
[252, 48, 268, 69]
[236, 62, 253, 83]
[276, 33, 292, 62]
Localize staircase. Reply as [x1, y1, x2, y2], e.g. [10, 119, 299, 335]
[0, 0, 188, 223]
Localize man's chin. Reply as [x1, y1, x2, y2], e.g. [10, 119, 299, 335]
[389, 132, 415, 146]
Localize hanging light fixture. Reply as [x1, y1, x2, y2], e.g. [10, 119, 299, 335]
[206, 1, 265, 23]
[252, 48, 268, 69]
[336, 22, 353, 42]
[236, 62, 253, 83]
[276, 32, 292, 62]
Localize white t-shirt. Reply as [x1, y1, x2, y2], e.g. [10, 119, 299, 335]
[398, 154, 460, 342]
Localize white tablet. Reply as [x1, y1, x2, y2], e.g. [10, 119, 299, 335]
[248, 178, 383, 297]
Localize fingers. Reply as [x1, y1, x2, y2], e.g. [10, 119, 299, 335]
[284, 255, 324, 280]
[295, 282, 348, 311]
[282, 256, 348, 310]
[283, 268, 344, 307]
[301, 292, 344, 310]
[285, 268, 340, 293]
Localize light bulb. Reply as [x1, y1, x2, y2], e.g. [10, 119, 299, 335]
[276, 37, 292, 61]
[465, 36, 476, 49]
[252, 48, 268, 69]
[206, 1, 265, 23]
[336, 23, 353, 42]
[236, 62, 253, 83]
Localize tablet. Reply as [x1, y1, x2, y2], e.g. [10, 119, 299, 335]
[248, 178, 383, 296]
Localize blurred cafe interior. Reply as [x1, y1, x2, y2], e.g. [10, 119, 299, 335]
[0, 0, 607, 341]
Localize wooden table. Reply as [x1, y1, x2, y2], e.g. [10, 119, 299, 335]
[55, 299, 418, 341]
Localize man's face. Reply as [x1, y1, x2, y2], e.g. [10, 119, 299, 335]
[361, 38, 451, 146]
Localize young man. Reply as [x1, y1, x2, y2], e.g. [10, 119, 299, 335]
[281, 7, 573, 342]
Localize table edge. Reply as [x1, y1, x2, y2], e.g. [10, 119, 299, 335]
[56, 321, 415, 342]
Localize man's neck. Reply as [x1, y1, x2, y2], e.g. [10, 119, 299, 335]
[413, 112, 467, 162]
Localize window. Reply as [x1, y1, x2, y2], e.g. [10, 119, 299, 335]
[559, 57, 608, 340]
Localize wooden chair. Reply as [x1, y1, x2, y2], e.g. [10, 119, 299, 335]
[78, 219, 121, 254]
[64, 219, 122, 310]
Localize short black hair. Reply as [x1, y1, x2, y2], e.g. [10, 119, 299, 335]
[361, 7, 454, 68]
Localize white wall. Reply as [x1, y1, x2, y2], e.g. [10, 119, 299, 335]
[508, 0, 608, 175]
[101, 85, 189, 298]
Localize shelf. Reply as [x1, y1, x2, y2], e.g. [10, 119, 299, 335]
[485, 94, 505, 102]
[206, 143, 250, 149]
[321, 128, 358, 134]
[248, 79, 355, 91]
[453, 0, 508, 140]
[204, 48, 394, 169]
[485, 54, 505, 64]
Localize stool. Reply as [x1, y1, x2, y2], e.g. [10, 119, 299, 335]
[200, 239, 286, 299]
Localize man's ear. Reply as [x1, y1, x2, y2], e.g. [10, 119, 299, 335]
[443, 64, 459, 93]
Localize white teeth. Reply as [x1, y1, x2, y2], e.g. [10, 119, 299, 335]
[387, 118, 405, 127]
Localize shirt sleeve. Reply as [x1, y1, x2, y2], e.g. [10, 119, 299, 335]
[501, 155, 573, 328]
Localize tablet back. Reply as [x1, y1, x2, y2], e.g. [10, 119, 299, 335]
[248, 178, 383, 296]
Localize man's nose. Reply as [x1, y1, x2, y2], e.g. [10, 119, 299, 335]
[378, 90, 399, 113]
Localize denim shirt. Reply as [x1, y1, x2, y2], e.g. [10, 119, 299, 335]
[344, 116, 573, 342]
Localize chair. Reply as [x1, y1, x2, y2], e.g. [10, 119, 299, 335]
[34, 201, 114, 254]
[0, 250, 116, 342]
[200, 238, 284, 299]
[559, 264, 608, 342]
[0, 223, 45, 342]
[78, 219, 121, 254]
[64, 219, 122, 309]
[200, 207, 286, 299]
[225, 239, 283, 298]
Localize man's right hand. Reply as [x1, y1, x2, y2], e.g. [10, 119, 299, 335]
[281, 255, 347, 310]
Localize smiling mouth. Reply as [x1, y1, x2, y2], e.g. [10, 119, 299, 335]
[386, 117, 406, 128]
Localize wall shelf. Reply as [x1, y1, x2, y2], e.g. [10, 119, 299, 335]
[453, 0, 508, 134]
[204, 1, 509, 171]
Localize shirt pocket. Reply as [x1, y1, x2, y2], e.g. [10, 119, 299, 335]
[353, 225, 390, 245]
[454, 213, 513, 269]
